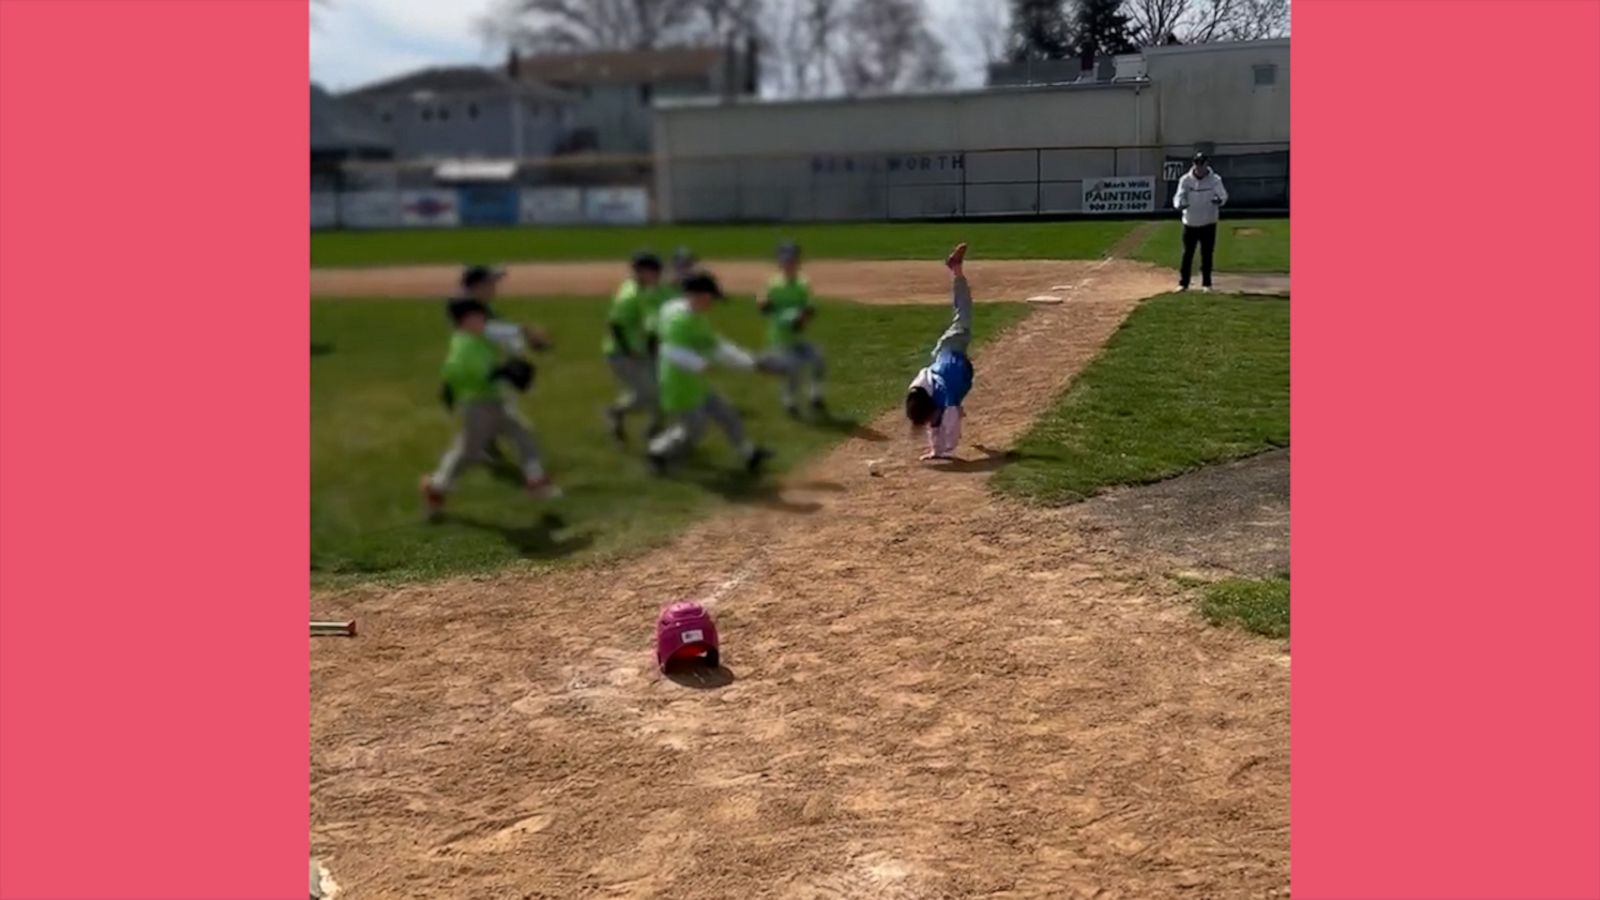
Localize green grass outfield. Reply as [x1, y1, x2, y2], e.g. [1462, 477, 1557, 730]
[310, 220, 1138, 267]
[992, 292, 1289, 504]
[1130, 218, 1290, 273]
[312, 295, 1025, 586]
[1200, 576, 1291, 638]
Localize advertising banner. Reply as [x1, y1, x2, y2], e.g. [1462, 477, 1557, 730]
[519, 187, 584, 224]
[398, 190, 460, 227]
[1082, 176, 1156, 214]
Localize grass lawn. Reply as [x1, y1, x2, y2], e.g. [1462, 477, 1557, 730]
[1130, 218, 1289, 273]
[312, 295, 1025, 586]
[992, 292, 1289, 504]
[1200, 576, 1290, 638]
[310, 220, 1138, 267]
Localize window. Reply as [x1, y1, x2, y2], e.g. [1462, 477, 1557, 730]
[1253, 63, 1277, 86]
[420, 107, 432, 121]
[379, 110, 391, 123]
[438, 106, 450, 121]
[638, 83, 653, 104]
[467, 103, 479, 120]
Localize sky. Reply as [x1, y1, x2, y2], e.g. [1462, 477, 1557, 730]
[309, 0, 993, 93]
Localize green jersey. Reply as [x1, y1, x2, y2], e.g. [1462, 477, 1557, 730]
[441, 331, 500, 405]
[763, 274, 814, 347]
[656, 298, 720, 413]
[603, 278, 671, 356]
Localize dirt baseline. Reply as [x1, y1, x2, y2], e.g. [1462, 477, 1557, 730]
[310, 258, 1169, 304]
[310, 259, 1289, 899]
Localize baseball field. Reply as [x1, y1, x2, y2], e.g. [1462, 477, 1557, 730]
[310, 218, 1291, 898]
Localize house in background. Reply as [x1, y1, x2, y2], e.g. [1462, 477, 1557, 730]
[509, 44, 758, 154]
[310, 84, 393, 190]
[337, 67, 576, 161]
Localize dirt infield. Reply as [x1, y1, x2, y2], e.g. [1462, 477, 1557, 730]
[310, 258, 1159, 304]
[310, 260, 1290, 899]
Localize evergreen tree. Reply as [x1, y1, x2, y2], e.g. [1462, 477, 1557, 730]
[1075, 0, 1134, 70]
[1008, 0, 1074, 61]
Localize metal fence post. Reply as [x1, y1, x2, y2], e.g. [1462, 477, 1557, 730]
[1035, 148, 1042, 214]
[960, 153, 967, 218]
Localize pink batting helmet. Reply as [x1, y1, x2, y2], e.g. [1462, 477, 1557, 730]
[656, 601, 720, 671]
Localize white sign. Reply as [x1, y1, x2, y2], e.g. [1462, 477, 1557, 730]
[583, 186, 650, 225]
[398, 190, 460, 227]
[520, 187, 583, 224]
[311, 193, 338, 229]
[435, 159, 517, 182]
[1082, 176, 1156, 214]
[1163, 161, 1186, 182]
[337, 190, 400, 229]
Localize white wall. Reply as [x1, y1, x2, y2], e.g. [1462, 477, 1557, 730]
[655, 84, 1156, 159]
[652, 38, 1288, 221]
[1144, 39, 1289, 147]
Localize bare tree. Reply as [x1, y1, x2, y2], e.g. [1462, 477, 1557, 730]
[944, 0, 1013, 84]
[1122, 0, 1288, 46]
[1185, 0, 1235, 42]
[764, 0, 843, 96]
[1124, 0, 1192, 46]
[478, 0, 705, 53]
[1222, 0, 1289, 40]
[835, 0, 953, 94]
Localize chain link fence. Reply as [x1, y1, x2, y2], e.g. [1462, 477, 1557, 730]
[659, 141, 1287, 222]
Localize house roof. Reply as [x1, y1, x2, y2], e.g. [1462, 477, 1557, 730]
[342, 66, 573, 103]
[513, 46, 725, 86]
[310, 84, 392, 153]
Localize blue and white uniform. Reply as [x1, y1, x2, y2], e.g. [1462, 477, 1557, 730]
[909, 274, 976, 455]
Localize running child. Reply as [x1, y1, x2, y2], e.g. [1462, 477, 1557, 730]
[420, 298, 559, 520]
[603, 251, 672, 443]
[904, 242, 976, 460]
[454, 264, 545, 357]
[758, 241, 826, 418]
[647, 271, 774, 475]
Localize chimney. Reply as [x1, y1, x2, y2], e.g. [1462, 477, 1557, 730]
[507, 48, 521, 79]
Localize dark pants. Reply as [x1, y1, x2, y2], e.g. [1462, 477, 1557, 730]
[1180, 223, 1218, 288]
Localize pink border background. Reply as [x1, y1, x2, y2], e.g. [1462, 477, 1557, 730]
[0, 1, 307, 898]
[1293, 1, 1600, 898]
[0, 1, 1597, 898]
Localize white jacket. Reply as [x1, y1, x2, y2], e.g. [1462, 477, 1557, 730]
[1174, 170, 1228, 227]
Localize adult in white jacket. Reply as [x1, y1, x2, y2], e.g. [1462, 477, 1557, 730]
[1172, 153, 1228, 292]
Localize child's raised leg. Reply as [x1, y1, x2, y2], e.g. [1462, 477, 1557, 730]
[932, 244, 974, 359]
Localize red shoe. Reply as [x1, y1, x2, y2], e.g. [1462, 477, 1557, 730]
[945, 242, 968, 272]
[526, 474, 563, 500]
[419, 476, 446, 521]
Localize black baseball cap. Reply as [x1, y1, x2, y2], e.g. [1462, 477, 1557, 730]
[680, 271, 724, 299]
[776, 240, 800, 262]
[460, 264, 506, 289]
[447, 297, 491, 323]
[1192, 152, 1210, 164]
[631, 251, 663, 272]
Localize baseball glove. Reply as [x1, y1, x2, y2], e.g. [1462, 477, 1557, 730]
[492, 357, 536, 392]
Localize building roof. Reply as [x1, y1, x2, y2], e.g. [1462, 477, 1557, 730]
[513, 46, 725, 86]
[310, 84, 392, 154]
[342, 66, 573, 103]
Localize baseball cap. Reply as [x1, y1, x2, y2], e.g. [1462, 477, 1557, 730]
[1192, 152, 1210, 164]
[776, 240, 800, 262]
[631, 250, 663, 272]
[460, 264, 506, 289]
[680, 271, 725, 299]
[446, 297, 491, 323]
